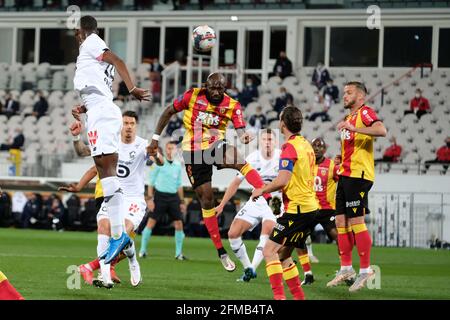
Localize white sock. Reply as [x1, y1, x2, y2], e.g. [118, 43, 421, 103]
[251, 234, 268, 270]
[101, 176, 125, 239]
[97, 234, 110, 258]
[360, 267, 372, 274]
[306, 236, 314, 256]
[123, 240, 137, 263]
[229, 237, 252, 269]
[341, 265, 353, 271]
[305, 270, 313, 275]
[99, 260, 112, 284]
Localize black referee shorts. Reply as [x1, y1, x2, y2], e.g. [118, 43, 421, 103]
[149, 190, 183, 222]
[336, 176, 373, 217]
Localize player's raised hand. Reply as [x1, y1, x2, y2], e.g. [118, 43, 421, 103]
[130, 87, 152, 102]
[71, 105, 87, 121]
[70, 121, 82, 136]
[58, 183, 81, 193]
[215, 204, 224, 217]
[337, 120, 356, 132]
[239, 131, 254, 145]
[147, 139, 159, 157]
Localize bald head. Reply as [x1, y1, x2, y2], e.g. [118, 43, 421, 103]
[311, 137, 327, 163]
[206, 72, 226, 105]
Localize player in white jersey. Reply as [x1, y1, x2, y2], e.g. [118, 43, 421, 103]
[215, 129, 281, 282]
[71, 15, 150, 266]
[61, 111, 154, 288]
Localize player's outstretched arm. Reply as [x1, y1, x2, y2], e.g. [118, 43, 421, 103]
[102, 51, 151, 102]
[251, 170, 291, 200]
[58, 165, 97, 193]
[147, 105, 178, 156]
[216, 176, 242, 215]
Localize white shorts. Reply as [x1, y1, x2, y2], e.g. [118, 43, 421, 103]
[234, 197, 276, 231]
[82, 93, 122, 157]
[97, 196, 147, 231]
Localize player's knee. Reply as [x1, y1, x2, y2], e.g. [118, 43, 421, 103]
[97, 219, 110, 235]
[228, 229, 240, 240]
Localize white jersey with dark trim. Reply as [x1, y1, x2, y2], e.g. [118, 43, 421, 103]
[118, 136, 148, 198]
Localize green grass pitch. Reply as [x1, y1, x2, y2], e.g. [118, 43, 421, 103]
[1, 228, 449, 300]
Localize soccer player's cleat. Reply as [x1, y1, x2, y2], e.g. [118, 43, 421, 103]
[309, 255, 319, 263]
[301, 273, 315, 285]
[93, 274, 114, 289]
[348, 271, 375, 292]
[242, 267, 257, 282]
[219, 254, 236, 272]
[175, 254, 188, 261]
[104, 232, 131, 264]
[138, 251, 147, 259]
[326, 268, 356, 287]
[78, 265, 94, 285]
[110, 266, 121, 284]
[129, 259, 142, 287]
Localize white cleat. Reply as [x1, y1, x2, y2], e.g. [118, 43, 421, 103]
[309, 255, 320, 263]
[327, 268, 356, 287]
[93, 273, 114, 289]
[129, 259, 142, 287]
[219, 254, 236, 272]
[349, 271, 375, 292]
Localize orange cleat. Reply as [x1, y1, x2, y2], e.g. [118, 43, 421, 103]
[78, 265, 94, 285]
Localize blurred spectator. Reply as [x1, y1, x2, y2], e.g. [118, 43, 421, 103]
[185, 198, 207, 238]
[375, 137, 402, 163]
[271, 51, 293, 79]
[226, 86, 240, 100]
[165, 114, 183, 137]
[11, 191, 27, 226]
[0, 191, 12, 227]
[47, 197, 65, 231]
[334, 154, 342, 166]
[0, 128, 25, 151]
[31, 91, 49, 119]
[311, 61, 330, 90]
[273, 87, 294, 116]
[150, 58, 164, 103]
[21, 193, 42, 229]
[248, 106, 268, 131]
[1, 93, 20, 119]
[405, 88, 431, 119]
[65, 194, 81, 229]
[308, 90, 331, 122]
[424, 137, 450, 171]
[323, 79, 339, 103]
[239, 78, 259, 107]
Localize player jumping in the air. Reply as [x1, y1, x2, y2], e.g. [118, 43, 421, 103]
[216, 129, 280, 282]
[61, 111, 154, 288]
[147, 72, 271, 272]
[72, 15, 150, 265]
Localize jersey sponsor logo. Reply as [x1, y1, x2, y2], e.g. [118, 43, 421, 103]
[346, 200, 361, 208]
[88, 130, 98, 146]
[360, 192, 365, 198]
[314, 176, 323, 192]
[274, 223, 285, 232]
[340, 129, 351, 141]
[195, 111, 220, 126]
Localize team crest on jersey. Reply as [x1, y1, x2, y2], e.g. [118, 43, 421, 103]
[219, 107, 226, 114]
[129, 151, 136, 160]
[196, 111, 220, 126]
[321, 168, 327, 176]
[88, 130, 98, 146]
[129, 203, 139, 213]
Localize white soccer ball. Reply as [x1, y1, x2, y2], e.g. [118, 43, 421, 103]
[192, 25, 216, 53]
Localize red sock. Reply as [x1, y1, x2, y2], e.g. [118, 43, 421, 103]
[240, 163, 271, 200]
[266, 261, 286, 300]
[283, 264, 305, 300]
[337, 227, 353, 267]
[0, 272, 24, 300]
[202, 208, 224, 250]
[88, 258, 100, 271]
[299, 254, 311, 273]
[353, 224, 372, 269]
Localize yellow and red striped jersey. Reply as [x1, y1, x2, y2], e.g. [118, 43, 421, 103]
[173, 88, 246, 152]
[279, 135, 318, 214]
[338, 105, 379, 182]
[314, 158, 339, 210]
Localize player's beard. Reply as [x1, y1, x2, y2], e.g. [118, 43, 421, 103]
[206, 91, 223, 105]
[344, 99, 355, 109]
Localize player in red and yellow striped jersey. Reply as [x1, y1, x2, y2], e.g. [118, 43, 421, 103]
[252, 106, 318, 300]
[327, 81, 386, 292]
[278, 137, 340, 286]
[148, 73, 271, 272]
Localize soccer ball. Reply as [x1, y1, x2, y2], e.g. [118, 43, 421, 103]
[192, 25, 216, 53]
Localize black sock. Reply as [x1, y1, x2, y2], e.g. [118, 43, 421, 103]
[218, 247, 227, 257]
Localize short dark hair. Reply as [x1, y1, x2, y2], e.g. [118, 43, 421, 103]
[167, 141, 178, 146]
[122, 110, 138, 123]
[280, 106, 303, 133]
[345, 81, 367, 95]
[80, 16, 97, 32]
[260, 128, 275, 137]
